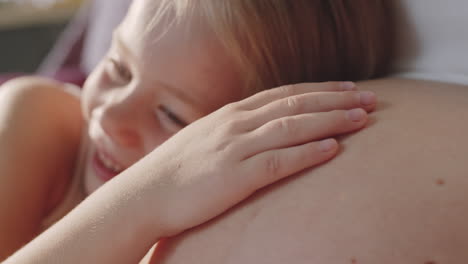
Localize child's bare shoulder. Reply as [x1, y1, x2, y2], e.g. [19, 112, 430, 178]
[0, 77, 83, 257]
[0, 76, 80, 104]
[0, 76, 82, 134]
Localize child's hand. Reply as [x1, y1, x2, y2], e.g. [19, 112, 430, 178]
[129, 82, 376, 237]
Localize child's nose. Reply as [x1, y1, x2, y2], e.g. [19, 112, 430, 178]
[97, 100, 142, 148]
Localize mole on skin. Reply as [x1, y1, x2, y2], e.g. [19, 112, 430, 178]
[436, 179, 445, 186]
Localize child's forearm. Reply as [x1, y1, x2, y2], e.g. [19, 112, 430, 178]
[4, 169, 162, 264]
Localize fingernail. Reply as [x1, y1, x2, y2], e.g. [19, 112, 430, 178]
[346, 108, 366, 122]
[358, 91, 376, 105]
[340, 81, 357, 91]
[319, 138, 337, 152]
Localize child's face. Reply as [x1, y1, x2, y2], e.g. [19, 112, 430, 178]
[81, 0, 244, 194]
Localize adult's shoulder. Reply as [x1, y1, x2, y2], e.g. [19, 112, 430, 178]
[151, 78, 468, 264]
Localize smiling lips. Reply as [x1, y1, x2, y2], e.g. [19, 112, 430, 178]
[92, 148, 126, 182]
[98, 150, 124, 172]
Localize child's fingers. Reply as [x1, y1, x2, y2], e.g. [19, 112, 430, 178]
[243, 91, 376, 130]
[240, 109, 367, 158]
[236, 81, 357, 110]
[240, 138, 338, 190]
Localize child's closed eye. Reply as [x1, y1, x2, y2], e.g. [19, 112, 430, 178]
[107, 57, 132, 85]
[156, 105, 188, 132]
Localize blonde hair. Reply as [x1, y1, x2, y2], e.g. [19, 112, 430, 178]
[145, 0, 394, 94]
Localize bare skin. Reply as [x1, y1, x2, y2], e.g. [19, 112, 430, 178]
[149, 78, 468, 264]
[2, 79, 376, 263]
[4, 77, 466, 263]
[0, 78, 82, 260]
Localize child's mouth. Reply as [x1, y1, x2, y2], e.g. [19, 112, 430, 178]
[92, 150, 125, 182]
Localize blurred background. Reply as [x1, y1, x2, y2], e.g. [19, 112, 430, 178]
[0, 0, 82, 72]
[0, 0, 132, 86]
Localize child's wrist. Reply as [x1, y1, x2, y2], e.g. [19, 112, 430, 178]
[111, 161, 169, 241]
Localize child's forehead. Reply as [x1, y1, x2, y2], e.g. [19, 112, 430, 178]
[119, 14, 214, 65]
[118, 0, 228, 70]
[115, 1, 245, 112]
[121, 0, 205, 48]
